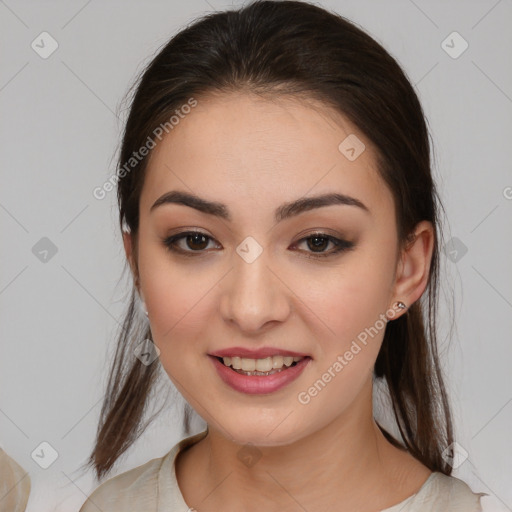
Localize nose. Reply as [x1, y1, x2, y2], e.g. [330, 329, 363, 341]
[219, 248, 291, 333]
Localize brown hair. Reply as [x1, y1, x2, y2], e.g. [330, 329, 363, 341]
[86, 0, 454, 480]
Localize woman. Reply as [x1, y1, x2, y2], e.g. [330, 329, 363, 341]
[80, 1, 486, 510]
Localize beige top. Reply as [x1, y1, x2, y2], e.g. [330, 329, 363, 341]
[79, 430, 485, 512]
[0, 448, 31, 512]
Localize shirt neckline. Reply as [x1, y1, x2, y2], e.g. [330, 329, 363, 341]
[157, 430, 439, 512]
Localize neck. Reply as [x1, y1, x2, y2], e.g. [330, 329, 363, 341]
[177, 380, 430, 512]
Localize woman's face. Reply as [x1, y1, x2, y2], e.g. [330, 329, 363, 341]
[130, 92, 408, 446]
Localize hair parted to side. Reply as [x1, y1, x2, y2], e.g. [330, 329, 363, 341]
[86, 0, 454, 481]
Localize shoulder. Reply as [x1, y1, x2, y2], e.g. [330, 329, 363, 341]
[79, 430, 208, 512]
[414, 472, 487, 511]
[79, 455, 165, 512]
[0, 448, 31, 512]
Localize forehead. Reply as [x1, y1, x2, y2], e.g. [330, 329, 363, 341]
[141, 92, 393, 221]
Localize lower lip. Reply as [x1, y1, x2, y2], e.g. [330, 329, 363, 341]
[209, 355, 311, 395]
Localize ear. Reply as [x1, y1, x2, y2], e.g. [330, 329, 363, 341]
[391, 220, 435, 315]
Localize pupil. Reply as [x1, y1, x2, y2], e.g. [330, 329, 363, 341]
[308, 236, 328, 252]
[187, 233, 207, 250]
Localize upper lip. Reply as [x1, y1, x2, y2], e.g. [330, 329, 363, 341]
[209, 347, 310, 359]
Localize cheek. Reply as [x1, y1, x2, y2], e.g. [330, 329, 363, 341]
[289, 258, 393, 416]
[137, 242, 210, 348]
[291, 251, 394, 348]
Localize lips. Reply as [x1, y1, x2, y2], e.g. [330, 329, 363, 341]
[209, 354, 311, 394]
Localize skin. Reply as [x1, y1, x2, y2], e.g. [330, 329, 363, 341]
[123, 92, 434, 511]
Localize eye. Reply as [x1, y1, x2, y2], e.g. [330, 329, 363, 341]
[163, 230, 220, 255]
[292, 232, 355, 258]
[162, 230, 355, 259]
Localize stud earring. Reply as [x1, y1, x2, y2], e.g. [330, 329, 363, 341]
[395, 301, 407, 310]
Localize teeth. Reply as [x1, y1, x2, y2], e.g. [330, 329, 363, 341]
[241, 358, 256, 371]
[255, 357, 271, 372]
[272, 356, 284, 369]
[283, 356, 294, 367]
[221, 355, 303, 371]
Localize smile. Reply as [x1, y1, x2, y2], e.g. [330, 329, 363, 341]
[219, 355, 304, 375]
[209, 355, 312, 394]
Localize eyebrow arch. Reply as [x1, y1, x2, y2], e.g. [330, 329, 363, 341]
[150, 190, 370, 222]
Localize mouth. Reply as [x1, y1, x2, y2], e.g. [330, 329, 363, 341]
[208, 346, 312, 394]
[214, 355, 308, 377]
[209, 354, 312, 395]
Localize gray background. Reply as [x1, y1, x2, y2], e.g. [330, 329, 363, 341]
[0, 1, 511, 510]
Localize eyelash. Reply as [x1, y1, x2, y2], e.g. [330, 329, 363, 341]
[162, 230, 355, 259]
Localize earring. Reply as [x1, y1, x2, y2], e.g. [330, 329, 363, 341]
[395, 301, 407, 310]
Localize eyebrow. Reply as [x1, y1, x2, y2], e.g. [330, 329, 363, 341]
[150, 190, 370, 222]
